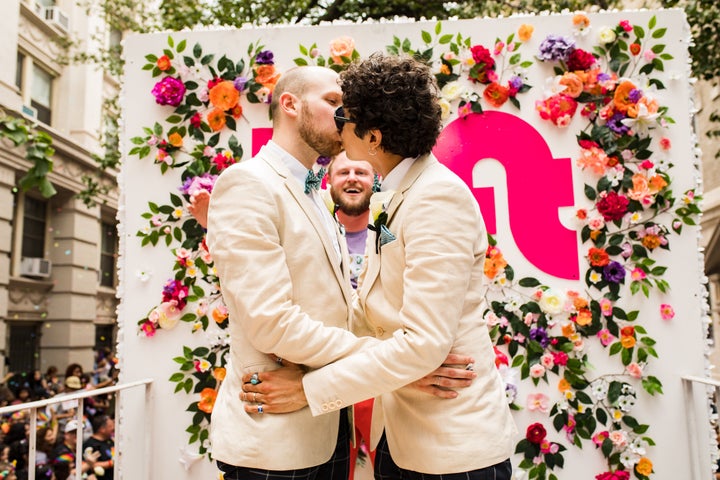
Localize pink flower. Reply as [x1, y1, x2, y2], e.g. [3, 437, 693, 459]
[151, 76, 186, 106]
[552, 351, 568, 366]
[140, 321, 156, 337]
[599, 298, 613, 316]
[597, 328, 615, 346]
[529, 364, 546, 378]
[540, 353, 555, 368]
[639, 160, 654, 170]
[626, 362, 643, 378]
[494, 41, 505, 55]
[458, 102, 472, 118]
[659, 137, 672, 150]
[619, 20, 633, 32]
[643, 50, 656, 62]
[660, 304, 675, 320]
[527, 392, 550, 413]
[592, 430, 609, 446]
[609, 430, 628, 448]
[630, 268, 646, 281]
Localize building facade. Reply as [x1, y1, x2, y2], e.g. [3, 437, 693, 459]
[0, 0, 119, 377]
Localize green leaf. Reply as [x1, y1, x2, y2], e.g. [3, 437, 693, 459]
[518, 277, 541, 287]
[421, 30, 432, 44]
[633, 25, 645, 39]
[169, 373, 185, 382]
[177, 39, 187, 53]
[652, 28, 667, 39]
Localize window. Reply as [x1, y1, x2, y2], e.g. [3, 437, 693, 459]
[31, 64, 53, 125]
[95, 325, 115, 351]
[16, 52, 24, 90]
[100, 221, 118, 287]
[8, 323, 41, 373]
[35, 0, 56, 7]
[22, 196, 47, 259]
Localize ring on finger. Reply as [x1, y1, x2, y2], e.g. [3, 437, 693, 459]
[257, 405, 264, 414]
[253, 392, 257, 403]
[276, 357, 283, 366]
[250, 372, 260, 385]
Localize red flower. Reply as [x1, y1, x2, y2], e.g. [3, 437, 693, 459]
[493, 346, 509, 368]
[596, 471, 630, 480]
[526, 422, 547, 444]
[157, 55, 172, 71]
[469, 45, 495, 84]
[552, 351, 568, 366]
[596, 191, 629, 221]
[620, 326, 635, 337]
[483, 82, 510, 108]
[566, 49, 596, 71]
[629, 43, 641, 55]
[190, 113, 202, 129]
[207, 77, 223, 90]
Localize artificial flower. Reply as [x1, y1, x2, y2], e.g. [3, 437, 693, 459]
[329, 36, 355, 63]
[157, 55, 172, 71]
[207, 108, 227, 132]
[518, 24, 534, 42]
[483, 82, 510, 107]
[526, 423, 547, 444]
[151, 76, 186, 107]
[209, 81, 240, 111]
[198, 388, 217, 413]
[527, 393, 550, 413]
[660, 304, 675, 320]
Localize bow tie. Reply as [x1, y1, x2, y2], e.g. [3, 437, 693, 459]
[304, 168, 326, 194]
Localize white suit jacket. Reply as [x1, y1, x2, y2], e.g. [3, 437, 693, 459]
[303, 154, 517, 474]
[206, 145, 375, 469]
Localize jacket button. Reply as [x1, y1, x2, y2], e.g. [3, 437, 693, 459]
[335, 400, 343, 408]
[321, 404, 329, 412]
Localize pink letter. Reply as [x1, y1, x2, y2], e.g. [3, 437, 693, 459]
[433, 111, 578, 280]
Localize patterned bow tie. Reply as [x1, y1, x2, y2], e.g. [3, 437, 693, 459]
[304, 168, 326, 194]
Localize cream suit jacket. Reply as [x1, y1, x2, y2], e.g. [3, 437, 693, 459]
[303, 154, 517, 474]
[206, 145, 375, 469]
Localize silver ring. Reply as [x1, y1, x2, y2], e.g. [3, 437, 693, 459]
[250, 372, 260, 385]
[257, 405, 264, 414]
[253, 392, 257, 403]
[276, 357, 283, 365]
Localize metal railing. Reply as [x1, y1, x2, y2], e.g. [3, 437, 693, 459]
[681, 375, 720, 480]
[0, 378, 153, 480]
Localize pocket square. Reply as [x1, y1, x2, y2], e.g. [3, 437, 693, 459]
[379, 224, 396, 246]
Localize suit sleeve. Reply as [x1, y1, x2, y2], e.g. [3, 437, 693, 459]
[302, 178, 484, 414]
[206, 166, 376, 368]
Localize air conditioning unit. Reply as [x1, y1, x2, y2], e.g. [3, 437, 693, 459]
[44, 6, 70, 33]
[20, 257, 52, 279]
[22, 104, 37, 119]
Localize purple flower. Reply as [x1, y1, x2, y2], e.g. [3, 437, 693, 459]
[151, 77, 186, 107]
[255, 50, 275, 65]
[529, 327, 550, 348]
[628, 88, 643, 103]
[597, 72, 612, 83]
[538, 35, 576, 62]
[505, 383, 518, 403]
[607, 112, 631, 135]
[233, 76, 248, 92]
[316, 156, 331, 167]
[509, 76, 524, 90]
[602, 261, 626, 283]
[179, 173, 218, 196]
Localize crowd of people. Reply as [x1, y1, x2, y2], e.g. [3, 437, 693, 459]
[0, 350, 117, 480]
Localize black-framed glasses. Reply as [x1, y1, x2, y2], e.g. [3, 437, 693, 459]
[334, 106, 354, 131]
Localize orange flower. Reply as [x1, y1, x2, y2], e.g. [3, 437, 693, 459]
[627, 95, 659, 118]
[518, 24, 534, 42]
[641, 234, 662, 250]
[483, 82, 510, 108]
[168, 132, 183, 148]
[648, 175, 668, 193]
[212, 306, 229, 323]
[484, 247, 508, 279]
[558, 378, 571, 392]
[157, 55, 172, 71]
[589, 230, 602, 241]
[209, 81, 239, 111]
[198, 387, 217, 414]
[561, 323, 576, 338]
[213, 367, 226, 382]
[559, 73, 583, 98]
[628, 172, 650, 202]
[588, 247, 610, 267]
[620, 326, 635, 337]
[613, 81, 637, 113]
[575, 308, 592, 326]
[621, 336, 636, 349]
[329, 36, 355, 63]
[439, 64, 451, 75]
[636, 457, 653, 476]
[629, 43, 641, 56]
[230, 104, 243, 119]
[254, 64, 281, 89]
[207, 108, 227, 132]
[572, 14, 590, 30]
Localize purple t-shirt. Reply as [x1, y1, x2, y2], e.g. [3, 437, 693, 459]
[345, 229, 368, 289]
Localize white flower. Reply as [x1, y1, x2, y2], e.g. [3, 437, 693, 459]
[369, 190, 395, 223]
[590, 379, 609, 400]
[438, 98, 451, 121]
[598, 26, 617, 44]
[617, 394, 636, 412]
[136, 270, 152, 282]
[621, 102, 660, 138]
[539, 289, 565, 315]
[620, 450, 641, 469]
[441, 81, 465, 101]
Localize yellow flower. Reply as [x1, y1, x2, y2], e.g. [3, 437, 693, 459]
[518, 24, 534, 42]
[319, 188, 335, 215]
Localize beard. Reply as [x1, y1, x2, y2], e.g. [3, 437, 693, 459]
[331, 187, 372, 216]
[299, 102, 343, 158]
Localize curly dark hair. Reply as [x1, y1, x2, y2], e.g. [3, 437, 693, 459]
[339, 52, 442, 158]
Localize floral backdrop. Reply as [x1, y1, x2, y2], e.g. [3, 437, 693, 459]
[118, 10, 711, 480]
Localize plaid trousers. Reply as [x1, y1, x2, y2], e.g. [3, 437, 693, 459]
[374, 433, 512, 480]
[216, 409, 350, 480]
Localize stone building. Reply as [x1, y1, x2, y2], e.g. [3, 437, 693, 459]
[0, 0, 119, 376]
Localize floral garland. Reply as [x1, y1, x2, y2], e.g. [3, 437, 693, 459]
[126, 15, 701, 477]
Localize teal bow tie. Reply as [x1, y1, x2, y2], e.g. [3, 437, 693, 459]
[304, 168, 326, 194]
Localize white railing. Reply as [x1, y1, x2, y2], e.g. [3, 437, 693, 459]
[0, 378, 153, 480]
[681, 375, 720, 480]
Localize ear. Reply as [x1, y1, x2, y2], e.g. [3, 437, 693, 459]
[278, 92, 300, 118]
[367, 129, 383, 150]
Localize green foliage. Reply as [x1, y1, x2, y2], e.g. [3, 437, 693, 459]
[0, 113, 56, 198]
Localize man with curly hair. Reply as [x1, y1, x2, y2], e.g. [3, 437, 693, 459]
[243, 54, 516, 479]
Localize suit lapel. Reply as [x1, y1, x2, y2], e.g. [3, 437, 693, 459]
[261, 149, 352, 311]
[359, 154, 437, 303]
